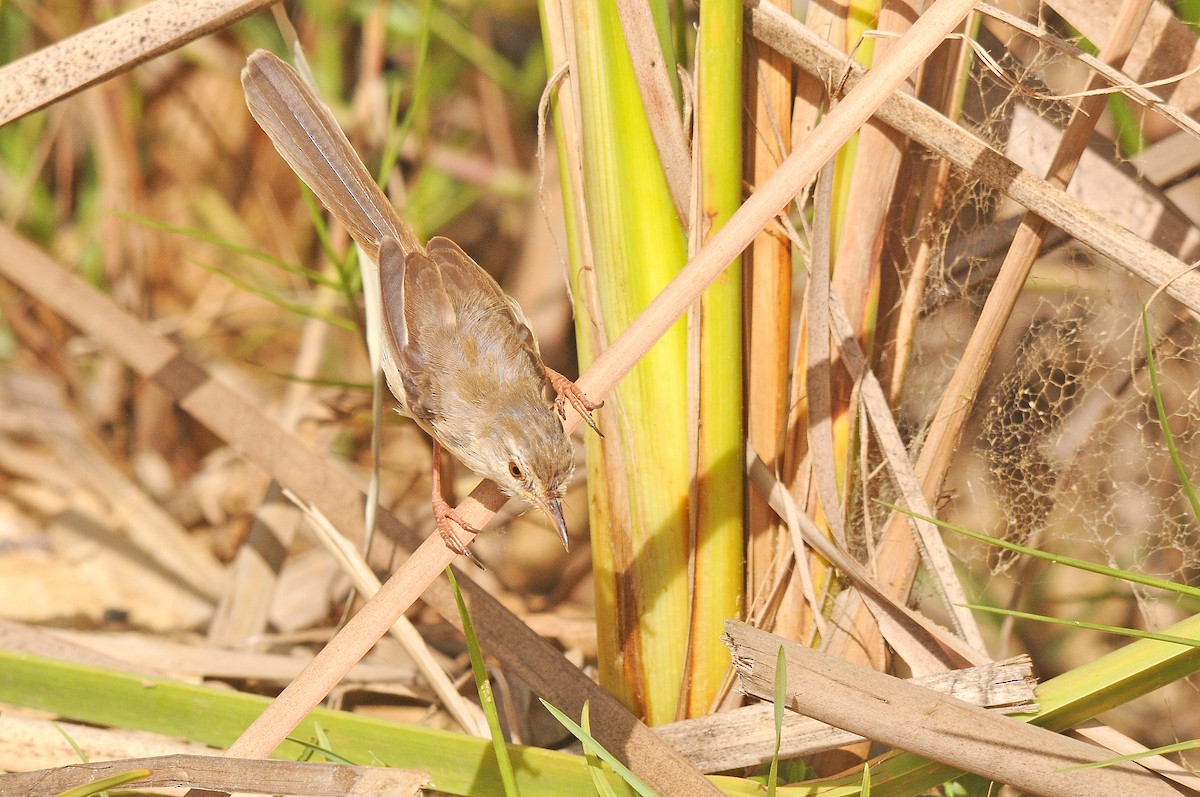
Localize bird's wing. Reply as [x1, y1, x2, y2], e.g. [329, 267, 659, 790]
[379, 237, 441, 427]
[425, 237, 543, 361]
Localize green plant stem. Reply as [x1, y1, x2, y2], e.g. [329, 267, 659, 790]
[686, 0, 745, 718]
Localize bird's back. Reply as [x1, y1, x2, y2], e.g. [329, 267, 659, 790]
[381, 236, 555, 451]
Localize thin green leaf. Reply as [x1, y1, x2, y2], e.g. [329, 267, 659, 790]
[188, 258, 358, 333]
[252, 365, 371, 392]
[1143, 310, 1200, 523]
[0, 649, 636, 796]
[1060, 738, 1200, 771]
[117, 211, 344, 290]
[967, 605, 1200, 648]
[379, 0, 431, 186]
[426, 6, 527, 98]
[51, 723, 104, 797]
[53, 770, 148, 797]
[768, 645, 784, 797]
[860, 761, 871, 796]
[581, 701, 620, 797]
[540, 699, 659, 797]
[446, 567, 519, 797]
[284, 732, 357, 766]
[53, 721, 91, 763]
[297, 184, 363, 316]
[875, 500, 1200, 600]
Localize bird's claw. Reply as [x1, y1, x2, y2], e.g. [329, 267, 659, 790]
[546, 367, 603, 438]
[433, 494, 482, 562]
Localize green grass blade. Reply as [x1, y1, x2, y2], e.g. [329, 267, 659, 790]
[379, 0, 431, 184]
[448, 566, 520, 797]
[767, 645, 784, 797]
[540, 699, 659, 797]
[251, 366, 371, 392]
[285, 733, 355, 765]
[1060, 738, 1199, 771]
[967, 605, 1200, 647]
[874, 500, 1200, 600]
[1143, 310, 1200, 523]
[0, 649, 654, 797]
[53, 721, 92, 763]
[425, 6, 529, 99]
[118, 212, 344, 290]
[53, 770, 148, 797]
[297, 184, 364, 316]
[187, 259, 358, 333]
[580, 702, 620, 797]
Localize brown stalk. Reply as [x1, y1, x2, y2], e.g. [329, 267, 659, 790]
[0, 754, 428, 796]
[742, 24, 795, 629]
[824, 0, 921, 473]
[659, 653, 1036, 771]
[885, 13, 975, 402]
[0, 0, 277, 125]
[208, 276, 342, 645]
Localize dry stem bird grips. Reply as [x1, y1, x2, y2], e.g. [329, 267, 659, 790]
[240, 49, 601, 554]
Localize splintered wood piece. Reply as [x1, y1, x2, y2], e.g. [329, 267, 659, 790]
[0, 754, 427, 797]
[656, 650, 1037, 772]
[723, 620, 1182, 797]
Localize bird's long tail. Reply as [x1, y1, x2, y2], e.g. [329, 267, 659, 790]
[240, 50, 422, 257]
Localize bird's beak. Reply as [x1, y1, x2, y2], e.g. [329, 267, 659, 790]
[529, 493, 569, 551]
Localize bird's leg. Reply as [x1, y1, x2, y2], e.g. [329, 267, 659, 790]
[431, 439, 481, 555]
[545, 366, 603, 437]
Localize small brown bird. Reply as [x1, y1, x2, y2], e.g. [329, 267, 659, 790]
[241, 50, 600, 552]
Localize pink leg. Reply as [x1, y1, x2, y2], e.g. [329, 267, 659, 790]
[545, 367, 603, 437]
[431, 439, 480, 555]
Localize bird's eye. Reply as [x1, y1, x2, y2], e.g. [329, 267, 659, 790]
[509, 462, 522, 479]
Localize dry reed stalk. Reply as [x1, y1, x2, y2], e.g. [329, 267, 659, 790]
[0, 0, 277, 124]
[728, 621, 1185, 797]
[742, 0, 795, 638]
[884, 13, 977, 403]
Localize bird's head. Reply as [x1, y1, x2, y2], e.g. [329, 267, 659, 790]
[455, 403, 576, 549]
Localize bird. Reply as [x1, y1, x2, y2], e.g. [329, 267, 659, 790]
[240, 49, 600, 553]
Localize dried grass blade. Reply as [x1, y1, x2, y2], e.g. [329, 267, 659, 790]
[747, 449, 982, 671]
[283, 490, 489, 738]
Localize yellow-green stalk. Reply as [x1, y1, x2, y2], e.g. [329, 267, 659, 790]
[683, 0, 745, 717]
[544, 0, 691, 724]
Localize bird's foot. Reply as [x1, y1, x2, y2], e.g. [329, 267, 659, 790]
[545, 367, 603, 437]
[433, 495, 481, 556]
